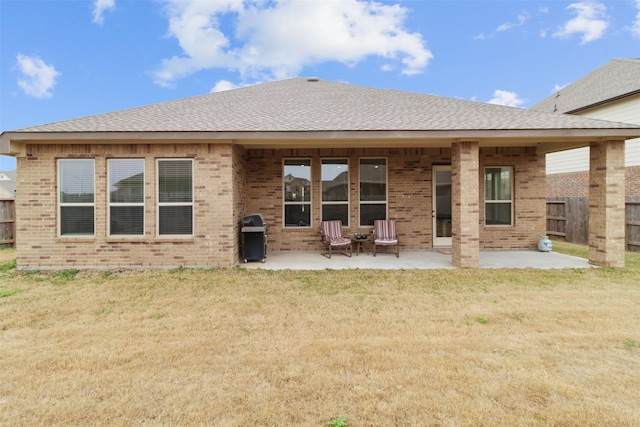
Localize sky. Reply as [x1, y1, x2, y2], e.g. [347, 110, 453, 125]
[1, 0, 640, 171]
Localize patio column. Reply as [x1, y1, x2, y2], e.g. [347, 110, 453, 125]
[452, 141, 480, 268]
[588, 139, 626, 267]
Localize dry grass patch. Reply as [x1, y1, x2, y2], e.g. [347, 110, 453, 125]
[1, 244, 639, 425]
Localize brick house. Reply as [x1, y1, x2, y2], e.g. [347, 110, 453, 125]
[1, 78, 639, 269]
[532, 58, 640, 197]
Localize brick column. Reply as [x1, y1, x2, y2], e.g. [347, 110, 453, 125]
[452, 141, 480, 268]
[588, 139, 625, 267]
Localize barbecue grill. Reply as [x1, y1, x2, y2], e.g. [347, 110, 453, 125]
[241, 214, 268, 263]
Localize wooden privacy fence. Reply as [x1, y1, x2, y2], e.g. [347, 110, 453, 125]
[546, 197, 589, 244]
[547, 196, 640, 252]
[0, 199, 15, 247]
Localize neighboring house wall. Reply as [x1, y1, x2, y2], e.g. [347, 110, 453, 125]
[0, 170, 16, 199]
[548, 165, 640, 197]
[547, 170, 590, 197]
[546, 94, 640, 197]
[546, 147, 589, 175]
[245, 146, 545, 252]
[547, 93, 640, 180]
[0, 188, 12, 199]
[0, 171, 16, 247]
[16, 143, 240, 269]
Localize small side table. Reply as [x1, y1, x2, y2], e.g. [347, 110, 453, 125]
[351, 236, 370, 256]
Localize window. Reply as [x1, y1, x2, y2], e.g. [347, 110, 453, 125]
[157, 159, 193, 236]
[284, 159, 311, 227]
[109, 159, 144, 236]
[359, 158, 387, 226]
[58, 159, 95, 236]
[484, 166, 513, 226]
[321, 159, 349, 226]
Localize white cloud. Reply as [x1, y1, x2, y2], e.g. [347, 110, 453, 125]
[153, 0, 432, 87]
[93, 0, 115, 25]
[632, 0, 640, 38]
[475, 10, 535, 40]
[554, 83, 568, 93]
[16, 54, 60, 99]
[497, 12, 530, 32]
[488, 90, 524, 108]
[553, 1, 609, 44]
[211, 80, 239, 93]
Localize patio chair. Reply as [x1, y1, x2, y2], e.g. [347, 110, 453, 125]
[373, 219, 399, 257]
[320, 220, 352, 258]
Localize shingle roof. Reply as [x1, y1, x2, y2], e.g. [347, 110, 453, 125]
[9, 77, 639, 134]
[531, 58, 640, 114]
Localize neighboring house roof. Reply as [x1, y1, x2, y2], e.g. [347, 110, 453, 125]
[2, 78, 640, 156]
[532, 58, 640, 114]
[0, 169, 16, 199]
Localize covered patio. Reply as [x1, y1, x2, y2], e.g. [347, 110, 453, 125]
[241, 249, 592, 270]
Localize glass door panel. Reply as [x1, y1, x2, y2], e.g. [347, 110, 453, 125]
[433, 166, 452, 247]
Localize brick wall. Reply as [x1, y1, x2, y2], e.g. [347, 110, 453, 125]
[546, 165, 640, 197]
[16, 142, 239, 269]
[14, 143, 547, 269]
[232, 145, 247, 262]
[626, 165, 640, 196]
[547, 171, 589, 197]
[480, 147, 547, 250]
[246, 146, 545, 253]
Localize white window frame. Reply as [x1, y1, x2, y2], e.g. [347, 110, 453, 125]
[108, 159, 145, 237]
[359, 157, 388, 227]
[156, 158, 194, 237]
[321, 158, 349, 227]
[484, 166, 514, 227]
[58, 159, 95, 237]
[283, 158, 312, 228]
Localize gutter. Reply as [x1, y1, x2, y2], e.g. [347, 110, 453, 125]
[565, 89, 640, 114]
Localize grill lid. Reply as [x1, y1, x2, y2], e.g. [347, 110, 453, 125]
[243, 214, 266, 227]
[242, 214, 268, 232]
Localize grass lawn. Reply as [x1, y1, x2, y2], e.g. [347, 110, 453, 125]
[1, 243, 639, 426]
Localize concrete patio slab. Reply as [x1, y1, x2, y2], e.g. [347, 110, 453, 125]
[241, 249, 593, 270]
